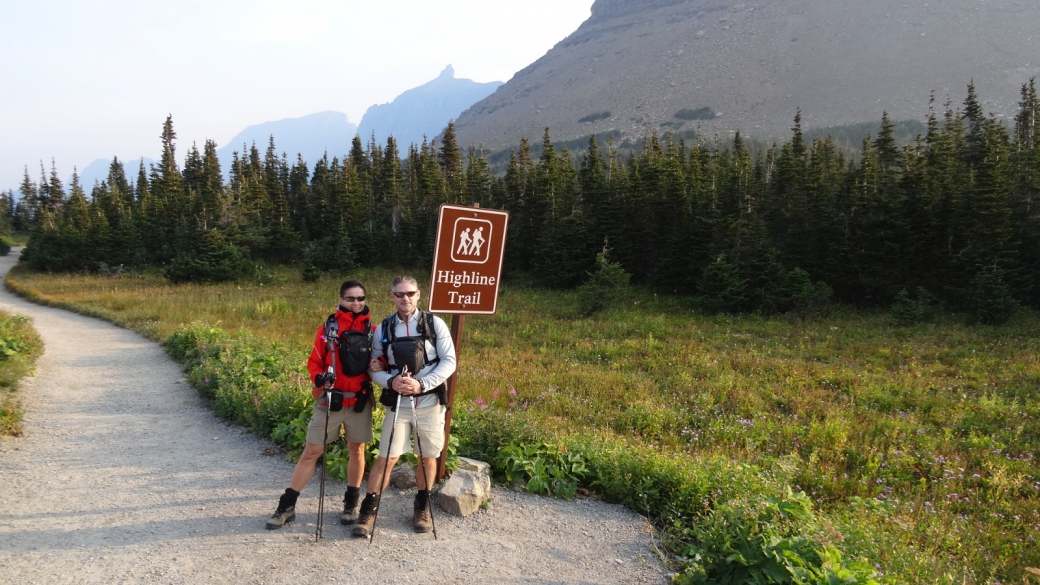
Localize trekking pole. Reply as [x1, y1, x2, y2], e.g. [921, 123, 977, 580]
[369, 391, 402, 543]
[315, 388, 331, 542]
[410, 394, 438, 539]
[316, 316, 338, 543]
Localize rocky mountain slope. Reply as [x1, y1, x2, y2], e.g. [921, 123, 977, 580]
[454, 0, 1040, 151]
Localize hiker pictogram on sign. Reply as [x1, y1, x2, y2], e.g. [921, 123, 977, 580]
[451, 218, 492, 264]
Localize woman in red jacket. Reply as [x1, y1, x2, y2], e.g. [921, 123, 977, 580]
[266, 279, 374, 529]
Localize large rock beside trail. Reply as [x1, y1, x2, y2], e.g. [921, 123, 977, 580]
[438, 460, 492, 517]
[456, 456, 491, 477]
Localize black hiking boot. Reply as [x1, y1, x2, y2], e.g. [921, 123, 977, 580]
[351, 494, 378, 538]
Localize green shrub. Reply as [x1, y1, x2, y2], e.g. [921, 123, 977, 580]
[696, 255, 748, 313]
[301, 261, 322, 282]
[454, 404, 544, 463]
[301, 225, 357, 276]
[674, 489, 880, 585]
[165, 229, 257, 283]
[0, 238, 11, 256]
[0, 311, 43, 436]
[576, 247, 632, 316]
[967, 265, 1018, 325]
[890, 286, 938, 325]
[494, 442, 587, 499]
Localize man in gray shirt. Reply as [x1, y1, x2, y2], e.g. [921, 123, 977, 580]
[353, 275, 457, 537]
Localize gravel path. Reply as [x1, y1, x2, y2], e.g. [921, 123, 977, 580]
[0, 251, 669, 585]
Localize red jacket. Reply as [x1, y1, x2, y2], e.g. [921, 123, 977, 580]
[307, 306, 373, 407]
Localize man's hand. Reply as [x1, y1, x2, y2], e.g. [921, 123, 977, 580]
[392, 366, 422, 395]
[369, 358, 387, 373]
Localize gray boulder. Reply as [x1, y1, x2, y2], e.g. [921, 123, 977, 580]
[437, 458, 492, 517]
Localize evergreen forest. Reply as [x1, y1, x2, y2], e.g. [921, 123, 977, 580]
[8, 81, 1040, 321]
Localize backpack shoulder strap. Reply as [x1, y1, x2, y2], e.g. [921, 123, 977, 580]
[428, 312, 438, 344]
[419, 312, 441, 367]
[364, 316, 373, 343]
[380, 314, 396, 347]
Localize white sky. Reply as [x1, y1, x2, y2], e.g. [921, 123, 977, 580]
[0, 0, 595, 191]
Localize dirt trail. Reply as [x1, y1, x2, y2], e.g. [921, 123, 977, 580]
[0, 250, 668, 585]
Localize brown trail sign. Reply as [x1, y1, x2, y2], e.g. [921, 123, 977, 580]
[429, 204, 509, 479]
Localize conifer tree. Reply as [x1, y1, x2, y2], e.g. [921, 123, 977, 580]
[200, 140, 224, 228]
[439, 121, 465, 202]
[503, 138, 534, 271]
[18, 167, 39, 230]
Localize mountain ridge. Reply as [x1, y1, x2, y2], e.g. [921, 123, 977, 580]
[357, 65, 502, 149]
[454, 0, 1040, 152]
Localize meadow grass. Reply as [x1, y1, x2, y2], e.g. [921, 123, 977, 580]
[6, 264, 1039, 582]
[0, 308, 44, 436]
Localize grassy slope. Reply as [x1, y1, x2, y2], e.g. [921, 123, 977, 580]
[6, 264, 1039, 582]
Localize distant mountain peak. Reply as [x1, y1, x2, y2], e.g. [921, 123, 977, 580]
[357, 66, 502, 150]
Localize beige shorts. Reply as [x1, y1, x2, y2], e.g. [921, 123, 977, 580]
[377, 404, 446, 459]
[306, 401, 374, 446]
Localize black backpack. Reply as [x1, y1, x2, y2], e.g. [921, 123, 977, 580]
[378, 312, 445, 408]
[379, 311, 439, 374]
[326, 314, 372, 377]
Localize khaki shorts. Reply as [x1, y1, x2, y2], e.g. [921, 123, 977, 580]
[377, 404, 446, 459]
[306, 401, 374, 446]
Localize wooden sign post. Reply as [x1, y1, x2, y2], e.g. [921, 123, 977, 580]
[428, 203, 509, 481]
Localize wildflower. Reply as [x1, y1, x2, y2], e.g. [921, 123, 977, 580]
[475, 397, 486, 406]
[253, 397, 260, 405]
[480, 403, 489, 410]
[509, 387, 517, 398]
[204, 378, 210, 383]
[200, 344, 207, 350]
[509, 401, 516, 408]
[492, 389, 500, 399]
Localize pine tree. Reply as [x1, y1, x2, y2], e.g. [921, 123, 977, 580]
[503, 138, 534, 271]
[261, 136, 299, 262]
[200, 140, 224, 228]
[18, 167, 39, 230]
[1012, 79, 1040, 305]
[439, 121, 465, 202]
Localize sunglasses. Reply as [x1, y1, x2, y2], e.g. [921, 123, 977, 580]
[392, 290, 419, 299]
[340, 295, 366, 303]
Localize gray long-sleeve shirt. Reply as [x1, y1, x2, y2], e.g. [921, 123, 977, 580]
[371, 309, 457, 410]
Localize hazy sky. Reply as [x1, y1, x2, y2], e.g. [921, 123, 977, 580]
[0, 0, 595, 192]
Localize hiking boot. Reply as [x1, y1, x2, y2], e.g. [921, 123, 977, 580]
[352, 509, 375, 538]
[340, 490, 360, 525]
[265, 506, 296, 530]
[413, 502, 432, 533]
